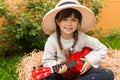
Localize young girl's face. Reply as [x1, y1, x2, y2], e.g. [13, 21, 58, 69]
[55, 8, 82, 38]
[56, 14, 79, 36]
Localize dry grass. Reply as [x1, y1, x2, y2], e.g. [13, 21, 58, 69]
[16, 49, 43, 80]
[16, 49, 120, 80]
[100, 48, 120, 80]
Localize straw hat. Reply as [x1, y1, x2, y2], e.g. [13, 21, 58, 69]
[42, 0, 96, 35]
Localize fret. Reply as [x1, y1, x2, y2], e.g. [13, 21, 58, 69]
[66, 60, 77, 68]
[52, 65, 59, 72]
[52, 60, 77, 72]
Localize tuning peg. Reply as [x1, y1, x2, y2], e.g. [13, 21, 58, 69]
[33, 66, 36, 69]
[39, 65, 43, 67]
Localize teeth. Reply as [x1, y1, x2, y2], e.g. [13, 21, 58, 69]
[65, 27, 72, 29]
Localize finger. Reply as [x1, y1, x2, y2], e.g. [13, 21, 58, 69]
[80, 65, 88, 74]
[80, 63, 85, 73]
[80, 58, 86, 72]
[61, 65, 67, 72]
[58, 67, 61, 73]
[63, 65, 67, 69]
[58, 65, 67, 74]
[80, 58, 86, 64]
[80, 61, 88, 74]
[80, 57, 85, 60]
[81, 56, 85, 58]
[80, 67, 87, 74]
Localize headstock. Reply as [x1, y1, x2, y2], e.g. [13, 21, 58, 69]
[32, 67, 52, 80]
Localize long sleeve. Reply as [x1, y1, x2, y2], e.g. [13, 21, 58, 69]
[42, 34, 58, 67]
[42, 33, 66, 67]
[80, 32, 108, 68]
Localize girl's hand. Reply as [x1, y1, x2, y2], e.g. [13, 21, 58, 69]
[58, 64, 67, 74]
[80, 57, 92, 75]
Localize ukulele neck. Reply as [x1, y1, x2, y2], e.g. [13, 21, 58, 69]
[52, 60, 77, 72]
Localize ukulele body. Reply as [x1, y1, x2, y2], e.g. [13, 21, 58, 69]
[69, 47, 92, 72]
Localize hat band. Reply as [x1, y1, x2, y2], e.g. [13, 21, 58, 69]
[58, 1, 77, 7]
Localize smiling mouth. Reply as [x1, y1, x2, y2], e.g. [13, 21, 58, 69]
[64, 27, 73, 30]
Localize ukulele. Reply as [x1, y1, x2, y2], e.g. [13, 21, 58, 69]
[32, 47, 92, 80]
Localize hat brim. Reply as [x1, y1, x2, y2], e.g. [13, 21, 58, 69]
[42, 4, 96, 35]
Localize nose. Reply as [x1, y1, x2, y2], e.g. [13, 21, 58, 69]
[67, 20, 72, 26]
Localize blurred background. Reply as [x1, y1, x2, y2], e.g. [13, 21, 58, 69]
[95, 0, 120, 33]
[0, 0, 120, 55]
[0, 0, 120, 80]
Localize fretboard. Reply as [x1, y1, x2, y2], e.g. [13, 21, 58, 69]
[52, 60, 77, 72]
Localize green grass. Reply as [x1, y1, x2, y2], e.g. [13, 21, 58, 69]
[100, 36, 120, 49]
[99, 28, 120, 49]
[0, 54, 22, 80]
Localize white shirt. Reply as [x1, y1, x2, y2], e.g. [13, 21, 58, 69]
[42, 31, 108, 68]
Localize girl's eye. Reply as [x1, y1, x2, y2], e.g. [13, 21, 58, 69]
[62, 18, 67, 21]
[72, 19, 78, 21]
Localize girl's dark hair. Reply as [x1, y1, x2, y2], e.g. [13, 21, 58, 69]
[55, 8, 82, 23]
[55, 8, 82, 55]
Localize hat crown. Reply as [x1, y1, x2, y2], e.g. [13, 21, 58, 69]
[55, 0, 80, 8]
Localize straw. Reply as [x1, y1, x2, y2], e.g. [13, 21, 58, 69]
[16, 49, 43, 80]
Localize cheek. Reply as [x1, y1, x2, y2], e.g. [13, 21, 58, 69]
[74, 23, 79, 28]
[73, 26, 78, 31]
[59, 22, 65, 28]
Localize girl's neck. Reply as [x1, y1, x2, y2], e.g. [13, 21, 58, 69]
[61, 33, 73, 40]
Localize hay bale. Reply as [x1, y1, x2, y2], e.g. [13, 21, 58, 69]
[16, 49, 120, 80]
[100, 49, 120, 80]
[16, 49, 43, 80]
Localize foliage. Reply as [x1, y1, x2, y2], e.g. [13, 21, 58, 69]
[0, 0, 105, 55]
[79, 0, 106, 16]
[0, 0, 8, 17]
[0, 54, 22, 80]
[99, 27, 120, 49]
[86, 27, 102, 37]
[0, 0, 55, 54]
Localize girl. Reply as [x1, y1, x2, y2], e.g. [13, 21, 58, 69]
[41, 0, 114, 80]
